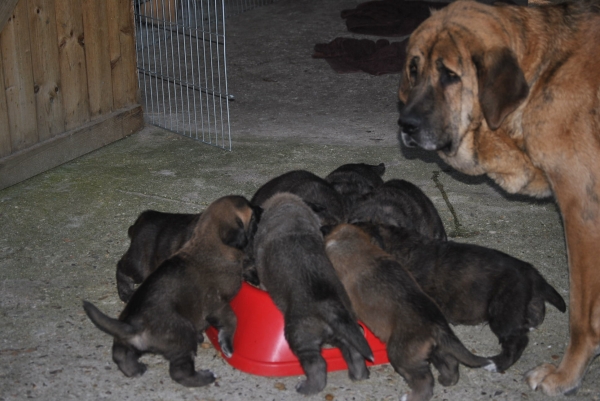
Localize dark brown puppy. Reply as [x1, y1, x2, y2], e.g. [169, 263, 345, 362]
[247, 169, 346, 286]
[347, 178, 447, 240]
[251, 169, 344, 225]
[325, 223, 493, 401]
[397, 0, 600, 394]
[325, 162, 386, 213]
[356, 222, 566, 373]
[253, 193, 373, 395]
[116, 210, 200, 302]
[83, 195, 260, 387]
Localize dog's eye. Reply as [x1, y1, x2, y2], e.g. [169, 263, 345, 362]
[439, 65, 460, 86]
[408, 57, 419, 82]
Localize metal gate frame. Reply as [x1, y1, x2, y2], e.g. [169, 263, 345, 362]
[134, 0, 232, 150]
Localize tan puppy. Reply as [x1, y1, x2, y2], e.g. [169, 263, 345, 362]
[83, 195, 260, 387]
[325, 223, 493, 401]
[397, 0, 600, 395]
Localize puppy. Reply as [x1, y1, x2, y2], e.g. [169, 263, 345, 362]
[83, 195, 260, 387]
[116, 210, 200, 302]
[324, 223, 494, 401]
[356, 222, 566, 372]
[347, 179, 447, 241]
[247, 169, 346, 286]
[251, 169, 344, 225]
[253, 193, 373, 395]
[324, 162, 386, 212]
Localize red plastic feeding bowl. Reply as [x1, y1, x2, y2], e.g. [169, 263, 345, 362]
[205, 282, 389, 376]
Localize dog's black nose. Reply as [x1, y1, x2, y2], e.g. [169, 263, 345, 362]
[398, 114, 421, 135]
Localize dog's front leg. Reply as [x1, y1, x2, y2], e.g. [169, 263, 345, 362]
[207, 304, 237, 358]
[525, 173, 600, 395]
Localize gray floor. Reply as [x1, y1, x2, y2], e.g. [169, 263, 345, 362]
[1, 0, 598, 400]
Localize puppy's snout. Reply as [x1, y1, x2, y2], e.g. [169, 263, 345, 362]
[398, 114, 421, 135]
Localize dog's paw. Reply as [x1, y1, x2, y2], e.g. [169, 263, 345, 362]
[218, 330, 234, 358]
[295, 377, 326, 395]
[525, 363, 580, 396]
[484, 361, 498, 373]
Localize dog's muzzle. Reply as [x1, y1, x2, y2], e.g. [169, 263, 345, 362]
[398, 115, 421, 148]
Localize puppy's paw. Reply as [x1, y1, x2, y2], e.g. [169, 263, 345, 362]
[525, 363, 580, 396]
[484, 361, 498, 373]
[218, 330, 234, 358]
[295, 379, 324, 395]
[176, 369, 216, 387]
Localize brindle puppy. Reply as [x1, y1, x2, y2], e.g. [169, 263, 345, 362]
[356, 222, 566, 373]
[325, 162, 386, 213]
[325, 223, 493, 401]
[348, 179, 447, 241]
[254, 193, 373, 395]
[116, 210, 200, 302]
[83, 195, 260, 387]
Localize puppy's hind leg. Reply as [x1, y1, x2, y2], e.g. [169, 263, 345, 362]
[168, 352, 216, 387]
[207, 303, 238, 358]
[286, 320, 328, 395]
[334, 338, 370, 381]
[388, 338, 435, 401]
[112, 340, 147, 377]
[429, 349, 459, 387]
[165, 317, 215, 387]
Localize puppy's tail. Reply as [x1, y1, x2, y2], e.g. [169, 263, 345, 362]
[83, 301, 137, 340]
[531, 270, 566, 313]
[327, 306, 374, 362]
[439, 326, 495, 370]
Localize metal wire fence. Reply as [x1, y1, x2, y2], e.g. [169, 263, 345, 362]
[134, 0, 277, 150]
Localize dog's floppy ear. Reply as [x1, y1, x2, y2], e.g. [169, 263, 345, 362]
[220, 217, 248, 249]
[473, 47, 529, 130]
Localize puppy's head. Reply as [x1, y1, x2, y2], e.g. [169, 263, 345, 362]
[201, 195, 262, 250]
[397, 1, 528, 158]
[325, 163, 386, 195]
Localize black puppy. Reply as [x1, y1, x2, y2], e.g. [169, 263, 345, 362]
[116, 210, 200, 302]
[251, 169, 345, 225]
[325, 162, 385, 213]
[83, 195, 260, 387]
[348, 178, 447, 241]
[325, 223, 493, 401]
[253, 193, 373, 395]
[356, 222, 566, 372]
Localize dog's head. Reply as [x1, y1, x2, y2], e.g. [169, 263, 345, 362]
[397, 1, 528, 159]
[200, 195, 262, 250]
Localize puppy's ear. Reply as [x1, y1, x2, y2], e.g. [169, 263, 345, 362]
[320, 224, 337, 237]
[221, 217, 248, 249]
[375, 163, 386, 177]
[473, 47, 529, 130]
[304, 201, 326, 215]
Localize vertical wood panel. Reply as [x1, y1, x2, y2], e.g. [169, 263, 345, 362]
[28, 0, 65, 141]
[0, 0, 20, 35]
[82, 0, 113, 118]
[108, 0, 138, 109]
[0, 0, 38, 152]
[0, 54, 11, 158]
[55, 0, 89, 130]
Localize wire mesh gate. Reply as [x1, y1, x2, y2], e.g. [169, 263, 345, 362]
[134, 0, 276, 150]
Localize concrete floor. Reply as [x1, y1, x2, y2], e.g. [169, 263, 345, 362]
[1, 0, 599, 400]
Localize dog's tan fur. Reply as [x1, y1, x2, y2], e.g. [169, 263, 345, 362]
[398, 0, 600, 395]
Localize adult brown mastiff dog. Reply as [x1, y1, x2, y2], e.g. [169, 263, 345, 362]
[397, 0, 600, 396]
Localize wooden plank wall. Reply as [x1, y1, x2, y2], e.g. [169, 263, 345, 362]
[0, 0, 143, 188]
